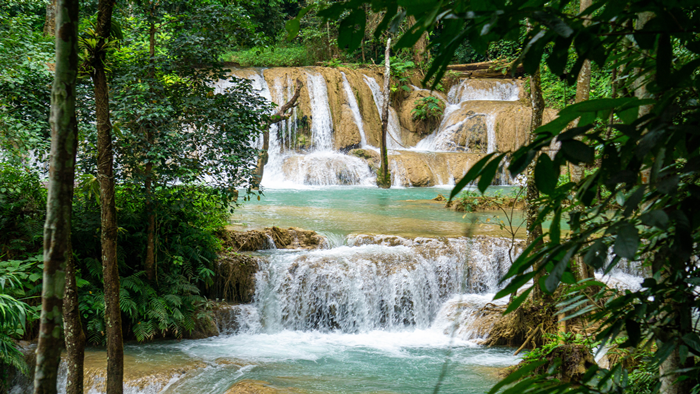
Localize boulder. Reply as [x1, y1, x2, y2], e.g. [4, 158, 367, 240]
[397, 90, 446, 143]
[225, 380, 299, 394]
[221, 226, 325, 252]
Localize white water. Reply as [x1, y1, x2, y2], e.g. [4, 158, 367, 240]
[306, 72, 334, 151]
[341, 72, 370, 148]
[447, 80, 520, 103]
[363, 75, 405, 149]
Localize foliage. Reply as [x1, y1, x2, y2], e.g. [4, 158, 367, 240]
[72, 183, 226, 344]
[411, 96, 444, 121]
[0, 166, 46, 259]
[298, 0, 700, 392]
[0, 10, 53, 163]
[0, 254, 42, 376]
[223, 45, 315, 67]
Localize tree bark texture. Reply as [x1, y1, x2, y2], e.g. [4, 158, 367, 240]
[92, 0, 124, 391]
[253, 79, 304, 186]
[34, 0, 80, 391]
[62, 245, 84, 394]
[377, 38, 391, 189]
[145, 19, 157, 282]
[43, 0, 57, 36]
[527, 67, 546, 302]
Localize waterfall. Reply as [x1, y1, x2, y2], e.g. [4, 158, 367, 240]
[447, 80, 520, 104]
[341, 72, 370, 147]
[242, 235, 520, 333]
[363, 75, 404, 149]
[281, 151, 376, 186]
[306, 72, 334, 151]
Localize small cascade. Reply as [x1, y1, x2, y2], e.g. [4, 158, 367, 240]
[251, 235, 520, 333]
[447, 80, 520, 104]
[215, 304, 263, 335]
[432, 294, 508, 341]
[341, 72, 370, 147]
[306, 72, 334, 151]
[282, 151, 376, 186]
[363, 75, 404, 149]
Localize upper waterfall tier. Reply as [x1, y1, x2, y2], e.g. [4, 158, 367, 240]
[224, 66, 558, 187]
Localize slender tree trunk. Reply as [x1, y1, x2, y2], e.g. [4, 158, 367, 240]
[33, 0, 80, 391]
[145, 17, 157, 282]
[92, 0, 124, 391]
[528, 67, 546, 302]
[63, 244, 84, 394]
[253, 79, 304, 187]
[43, 0, 57, 36]
[377, 38, 391, 189]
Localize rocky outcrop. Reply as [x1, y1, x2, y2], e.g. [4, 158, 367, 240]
[397, 90, 447, 145]
[388, 151, 485, 187]
[225, 380, 300, 394]
[434, 100, 558, 153]
[212, 253, 262, 304]
[221, 226, 325, 252]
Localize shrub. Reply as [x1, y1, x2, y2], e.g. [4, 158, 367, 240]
[223, 46, 314, 67]
[411, 96, 444, 121]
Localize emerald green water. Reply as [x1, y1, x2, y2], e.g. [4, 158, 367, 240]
[233, 186, 526, 239]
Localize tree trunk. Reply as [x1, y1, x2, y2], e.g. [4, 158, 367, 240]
[253, 79, 304, 187]
[63, 245, 84, 394]
[377, 38, 391, 189]
[33, 0, 80, 390]
[145, 18, 157, 282]
[92, 0, 124, 391]
[43, 0, 57, 36]
[528, 67, 546, 302]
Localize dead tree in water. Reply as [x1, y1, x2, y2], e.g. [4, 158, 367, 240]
[252, 78, 304, 187]
[377, 38, 391, 189]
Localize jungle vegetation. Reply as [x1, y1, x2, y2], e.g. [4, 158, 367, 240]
[1, 0, 699, 393]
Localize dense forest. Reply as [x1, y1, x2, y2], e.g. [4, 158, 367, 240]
[1, 0, 699, 393]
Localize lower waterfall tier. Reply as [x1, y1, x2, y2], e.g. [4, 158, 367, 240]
[262, 150, 492, 187]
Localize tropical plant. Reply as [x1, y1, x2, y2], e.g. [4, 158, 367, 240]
[411, 96, 444, 121]
[290, 0, 700, 392]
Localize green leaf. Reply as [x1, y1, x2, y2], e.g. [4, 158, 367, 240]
[550, 208, 561, 245]
[545, 246, 576, 293]
[285, 5, 314, 41]
[449, 153, 497, 200]
[338, 9, 367, 53]
[478, 153, 507, 193]
[561, 140, 594, 164]
[494, 272, 536, 300]
[488, 358, 546, 394]
[504, 287, 533, 315]
[534, 154, 557, 195]
[613, 223, 639, 259]
[641, 210, 669, 229]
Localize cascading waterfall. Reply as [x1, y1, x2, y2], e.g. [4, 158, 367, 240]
[447, 80, 520, 103]
[305, 72, 334, 151]
[342, 72, 370, 148]
[363, 75, 404, 149]
[219, 235, 521, 335]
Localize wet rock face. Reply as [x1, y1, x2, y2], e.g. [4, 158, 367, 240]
[222, 227, 325, 252]
[225, 380, 297, 394]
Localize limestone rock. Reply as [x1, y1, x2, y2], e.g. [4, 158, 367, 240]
[225, 380, 299, 394]
[397, 90, 446, 143]
[333, 103, 362, 151]
[221, 227, 325, 252]
[212, 253, 262, 303]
